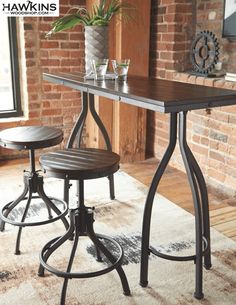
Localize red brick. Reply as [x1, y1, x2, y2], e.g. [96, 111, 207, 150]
[42, 109, 62, 116]
[43, 101, 50, 108]
[69, 33, 84, 40]
[27, 85, 39, 93]
[160, 52, 173, 60]
[60, 42, 81, 49]
[26, 60, 36, 67]
[29, 103, 41, 110]
[40, 50, 49, 58]
[39, 23, 51, 31]
[191, 143, 208, 155]
[61, 59, 81, 66]
[41, 59, 60, 66]
[29, 111, 40, 118]
[164, 14, 184, 23]
[43, 93, 61, 99]
[49, 50, 70, 58]
[209, 151, 225, 163]
[70, 50, 84, 58]
[172, 25, 183, 34]
[207, 168, 226, 183]
[42, 85, 53, 92]
[41, 41, 59, 48]
[52, 117, 63, 125]
[167, 3, 193, 14]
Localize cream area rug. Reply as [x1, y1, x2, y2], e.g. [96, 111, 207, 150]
[0, 171, 236, 305]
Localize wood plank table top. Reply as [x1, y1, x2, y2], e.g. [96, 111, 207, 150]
[43, 72, 236, 113]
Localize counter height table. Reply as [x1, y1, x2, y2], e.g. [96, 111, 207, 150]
[43, 72, 236, 299]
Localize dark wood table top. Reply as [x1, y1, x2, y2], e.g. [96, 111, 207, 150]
[43, 72, 236, 113]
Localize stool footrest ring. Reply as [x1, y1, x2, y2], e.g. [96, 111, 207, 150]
[149, 237, 209, 262]
[40, 233, 124, 279]
[0, 196, 68, 227]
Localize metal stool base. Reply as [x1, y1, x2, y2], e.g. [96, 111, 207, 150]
[0, 196, 67, 228]
[0, 171, 69, 254]
[39, 206, 130, 305]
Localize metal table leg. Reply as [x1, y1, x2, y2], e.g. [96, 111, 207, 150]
[64, 92, 88, 201]
[140, 111, 211, 299]
[89, 93, 115, 200]
[65, 92, 115, 201]
[66, 92, 88, 149]
[179, 111, 211, 299]
[140, 113, 177, 287]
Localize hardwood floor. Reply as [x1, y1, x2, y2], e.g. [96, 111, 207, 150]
[0, 157, 236, 242]
[121, 158, 236, 242]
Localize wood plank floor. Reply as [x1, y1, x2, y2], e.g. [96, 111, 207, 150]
[121, 158, 236, 242]
[1, 157, 236, 242]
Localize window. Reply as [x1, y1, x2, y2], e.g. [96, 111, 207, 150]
[0, 18, 22, 118]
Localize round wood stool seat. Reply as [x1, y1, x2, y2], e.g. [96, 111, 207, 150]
[0, 125, 68, 255]
[0, 126, 63, 150]
[39, 148, 120, 180]
[38, 148, 130, 304]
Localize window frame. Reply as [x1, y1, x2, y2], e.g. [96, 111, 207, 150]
[0, 17, 22, 119]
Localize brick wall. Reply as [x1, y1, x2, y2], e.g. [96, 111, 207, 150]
[148, 0, 236, 196]
[0, 0, 85, 160]
[197, 0, 236, 73]
[1, 0, 236, 195]
[149, 0, 195, 79]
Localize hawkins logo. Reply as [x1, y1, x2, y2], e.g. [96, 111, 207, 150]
[0, 0, 59, 16]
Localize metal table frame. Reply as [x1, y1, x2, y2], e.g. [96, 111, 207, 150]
[140, 111, 211, 299]
[43, 72, 236, 299]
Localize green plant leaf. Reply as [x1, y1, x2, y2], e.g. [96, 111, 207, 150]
[46, 0, 135, 36]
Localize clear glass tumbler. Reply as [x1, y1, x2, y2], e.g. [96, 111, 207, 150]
[111, 59, 130, 81]
[91, 58, 109, 80]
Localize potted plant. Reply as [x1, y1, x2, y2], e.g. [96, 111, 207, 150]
[46, 0, 133, 74]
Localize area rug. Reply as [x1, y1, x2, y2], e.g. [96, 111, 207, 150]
[0, 171, 236, 305]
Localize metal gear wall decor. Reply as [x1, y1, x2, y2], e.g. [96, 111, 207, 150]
[190, 30, 219, 76]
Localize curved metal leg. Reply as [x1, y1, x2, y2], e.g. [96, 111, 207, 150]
[65, 92, 88, 209]
[140, 113, 177, 287]
[87, 212, 130, 296]
[89, 94, 115, 200]
[0, 182, 28, 232]
[89, 94, 112, 151]
[76, 117, 86, 149]
[179, 111, 204, 299]
[185, 146, 211, 270]
[66, 92, 88, 149]
[15, 190, 33, 255]
[38, 210, 75, 276]
[60, 213, 80, 305]
[37, 181, 69, 231]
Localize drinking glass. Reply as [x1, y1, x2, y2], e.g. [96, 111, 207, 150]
[111, 59, 130, 81]
[91, 58, 109, 80]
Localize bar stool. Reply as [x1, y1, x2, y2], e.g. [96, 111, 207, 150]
[38, 148, 130, 305]
[0, 126, 69, 254]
